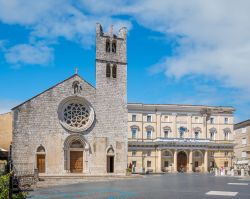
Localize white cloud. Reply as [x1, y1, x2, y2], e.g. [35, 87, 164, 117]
[0, 0, 132, 66]
[0, 0, 250, 119]
[129, 0, 250, 93]
[5, 43, 54, 66]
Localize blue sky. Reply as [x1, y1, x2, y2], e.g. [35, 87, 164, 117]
[0, 0, 250, 122]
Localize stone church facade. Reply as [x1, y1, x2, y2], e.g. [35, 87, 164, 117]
[12, 24, 128, 176]
[10, 23, 235, 176]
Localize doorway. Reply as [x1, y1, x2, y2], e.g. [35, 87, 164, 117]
[70, 151, 83, 173]
[37, 154, 45, 173]
[177, 151, 187, 172]
[68, 140, 84, 173]
[107, 156, 114, 173]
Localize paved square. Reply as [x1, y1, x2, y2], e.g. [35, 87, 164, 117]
[28, 174, 250, 199]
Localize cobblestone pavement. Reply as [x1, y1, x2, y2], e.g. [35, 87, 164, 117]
[28, 174, 250, 199]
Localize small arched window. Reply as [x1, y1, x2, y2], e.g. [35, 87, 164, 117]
[106, 39, 110, 52]
[112, 40, 116, 53]
[106, 63, 111, 77]
[112, 64, 117, 78]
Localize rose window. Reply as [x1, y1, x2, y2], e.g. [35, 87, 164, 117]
[58, 97, 95, 132]
[63, 103, 90, 128]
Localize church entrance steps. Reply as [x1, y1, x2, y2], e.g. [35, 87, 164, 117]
[38, 174, 141, 181]
[36, 174, 142, 188]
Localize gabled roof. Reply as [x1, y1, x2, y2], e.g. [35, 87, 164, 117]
[12, 74, 95, 110]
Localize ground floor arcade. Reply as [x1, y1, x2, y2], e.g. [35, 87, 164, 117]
[128, 139, 234, 173]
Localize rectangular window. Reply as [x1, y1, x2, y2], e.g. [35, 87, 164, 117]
[224, 132, 229, 140]
[224, 161, 228, 167]
[132, 129, 137, 139]
[195, 161, 199, 167]
[147, 151, 151, 156]
[147, 161, 151, 168]
[242, 151, 247, 158]
[210, 132, 215, 140]
[242, 128, 246, 134]
[164, 161, 169, 167]
[132, 151, 136, 156]
[147, 130, 152, 139]
[210, 151, 214, 157]
[132, 161, 136, 167]
[164, 130, 169, 138]
[195, 116, 199, 123]
[132, 115, 136, 122]
[242, 138, 247, 145]
[164, 115, 169, 122]
[224, 118, 229, 124]
[147, 115, 152, 122]
[224, 152, 228, 156]
[210, 117, 214, 124]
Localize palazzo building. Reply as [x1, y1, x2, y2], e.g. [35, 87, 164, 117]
[127, 104, 235, 173]
[6, 23, 235, 176]
[234, 120, 250, 165]
[11, 24, 128, 176]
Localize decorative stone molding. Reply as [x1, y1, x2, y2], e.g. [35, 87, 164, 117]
[145, 125, 154, 131]
[193, 127, 202, 132]
[163, 126, 172, 132]
[209, 127, 217, 133]
[130, 125, 140, 131]
[58, 96, 95, 133]
[223, 128, 232, 133]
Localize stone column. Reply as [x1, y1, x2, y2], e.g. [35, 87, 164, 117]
[173, 150, 177, 172]
[204, 150, 208, 172]
[188, 150, 193, 172]
[157, 150, 162, 172]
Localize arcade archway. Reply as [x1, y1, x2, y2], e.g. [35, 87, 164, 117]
[177, 151, 187, 172]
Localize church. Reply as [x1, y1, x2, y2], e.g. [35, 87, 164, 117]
[11, 23, 234, 176]
[12, 24, 128, 176]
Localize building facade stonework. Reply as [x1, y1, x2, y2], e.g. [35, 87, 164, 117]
[0, 112, 12, 151]
[234, 120, 250, 167]
[127, 104, 235, 173]
[12, 24, 128, 176]
[10, 24, 236, 176]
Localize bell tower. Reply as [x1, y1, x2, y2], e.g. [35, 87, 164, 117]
[94, 23, 128, 174]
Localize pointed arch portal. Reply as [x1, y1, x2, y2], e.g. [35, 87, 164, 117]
[64, 135, 90, 173]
